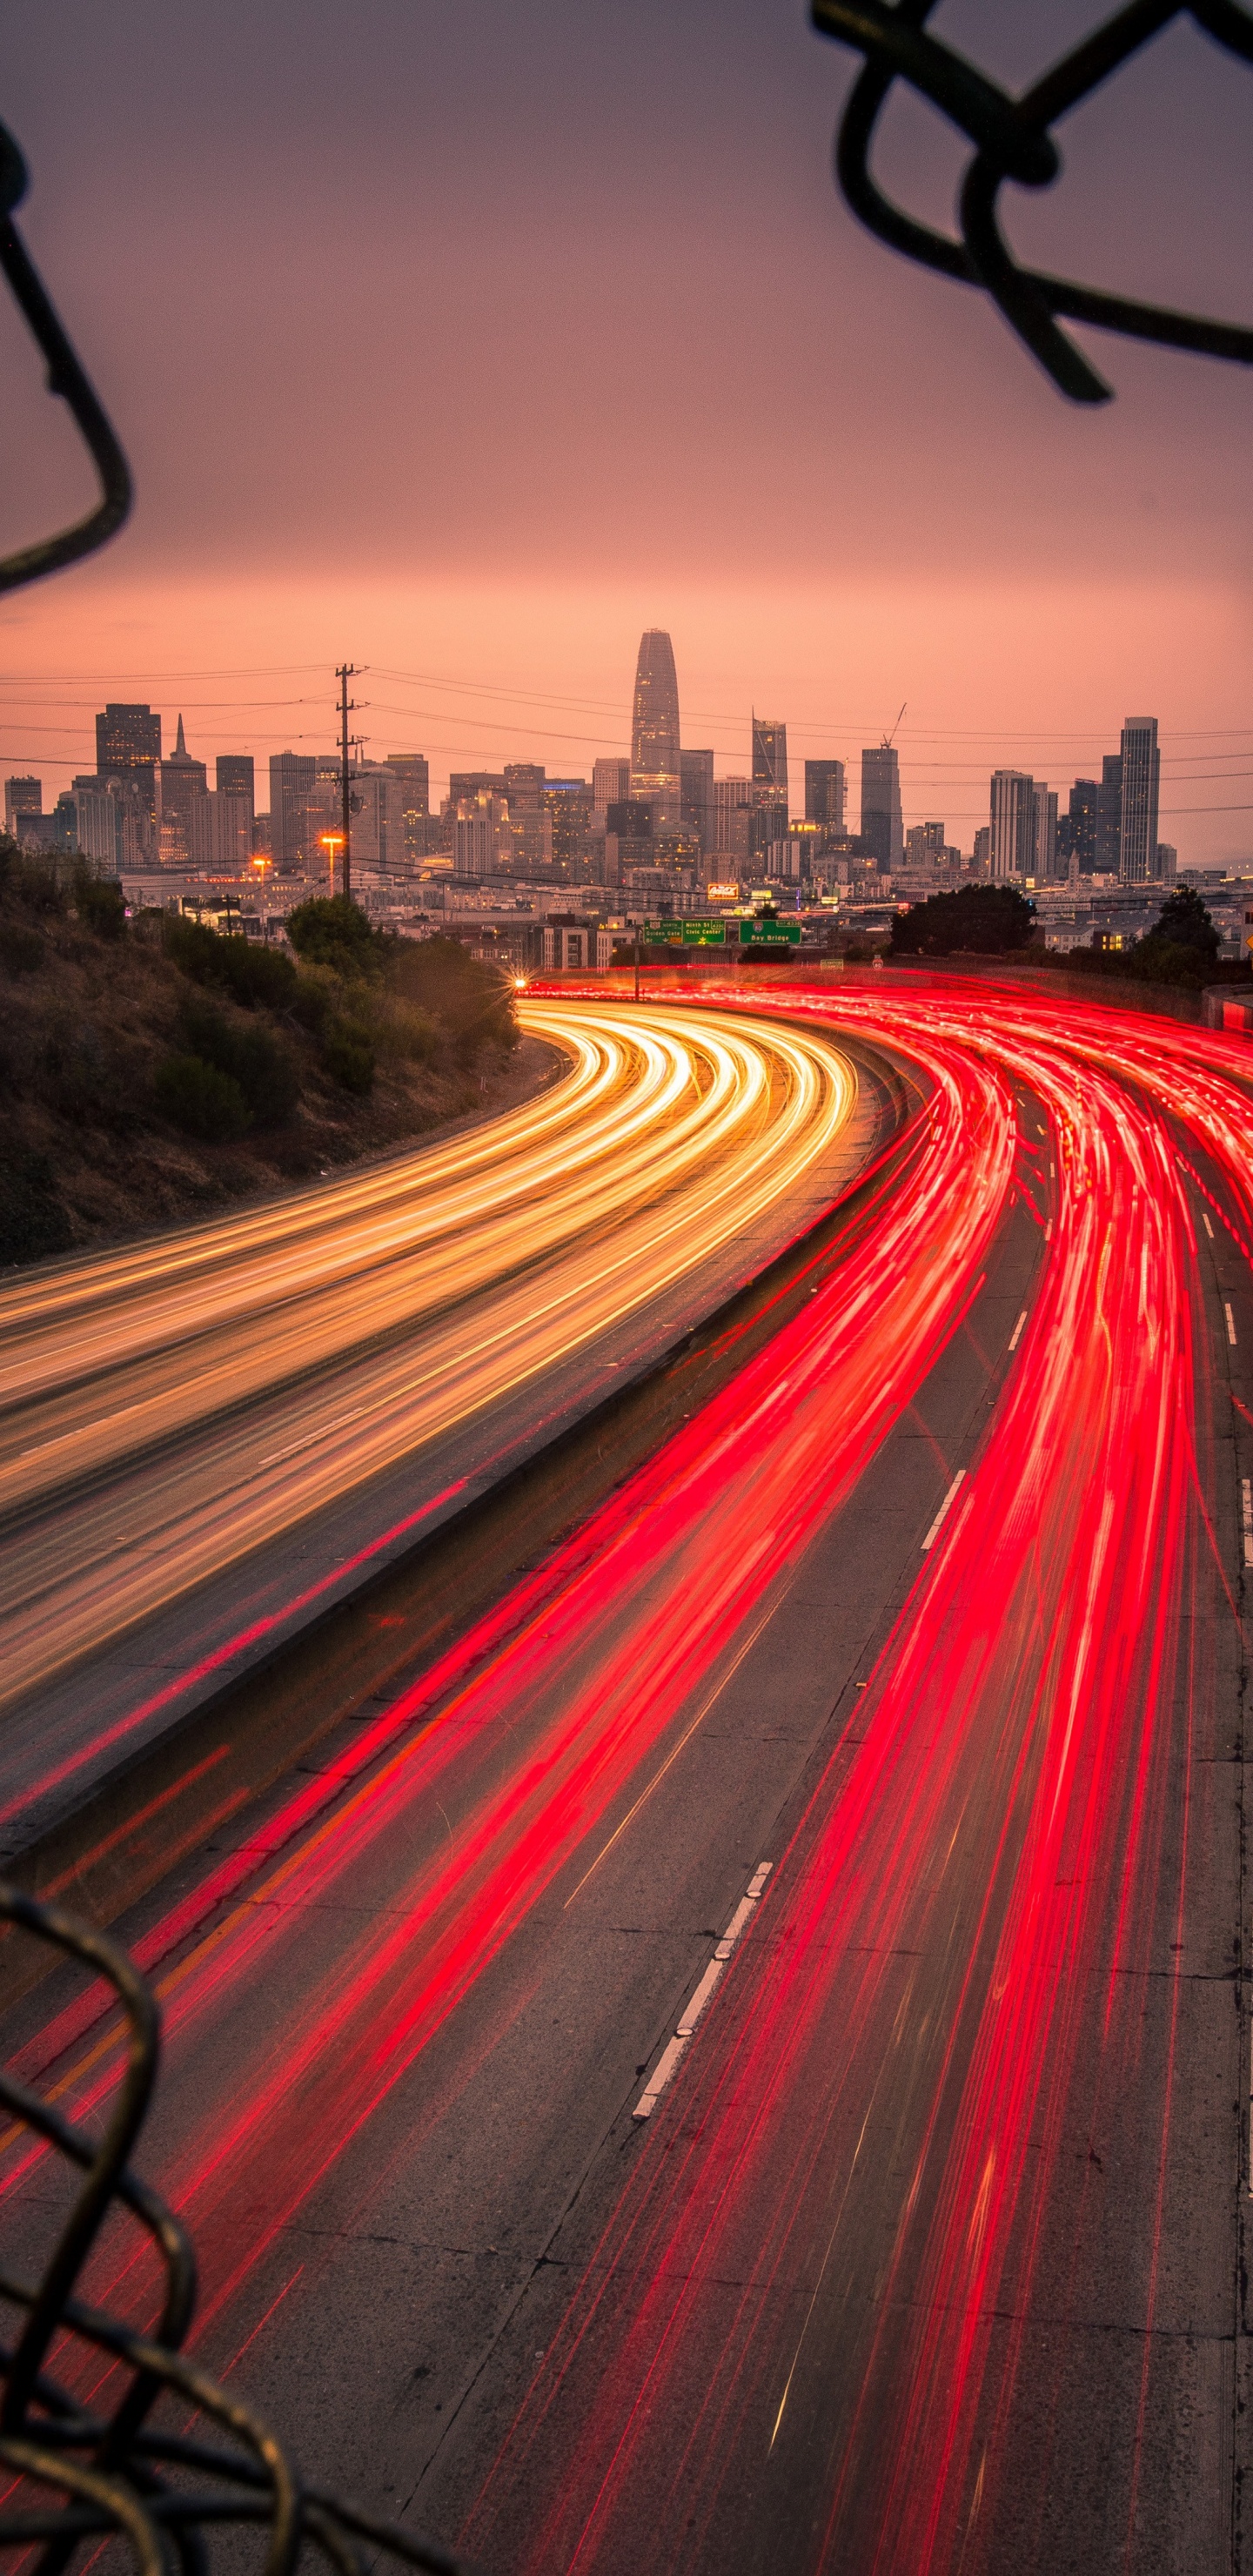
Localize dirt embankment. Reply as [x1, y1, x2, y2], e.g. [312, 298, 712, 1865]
[0, 853, 544, 1267]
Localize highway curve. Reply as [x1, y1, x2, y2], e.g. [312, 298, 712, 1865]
[0, 1000, 855, 1725]
[1, 977, 1250, 2576]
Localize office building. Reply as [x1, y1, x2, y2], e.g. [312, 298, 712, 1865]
[765, 838, 803, 882]
[593, 757, 630, 819]
[544, 780, 592, 878]
[861, 744, 903, 869]
[906, 821, 947, 868]
[53, 782, 118, 869]
[1118, 717, 1161, 884]
[714, 776, 754, 862]
[4, 776, 42, 839]
[805, 760, 846, 832]
[680, 748, 714, 852]
[502, 761, 543, 811]
[1062, 779, 1100, 872]
[453, 791, 513, 879]
[96, 703, 162, 816]
[630, 630, 680, 825]
[974, 825, 991, 876]
[385, 753, 432, 861]
[752, 717, 788, 812]
[989, 770, 1035, 880]
[1033, 784, 1058, 881]
[216, 755, 254, 814]
[1157, 842, 1177, 885]
[269, 752, 319, 874]
[158, 716, 209, 862]
[1096, 755, 1122, 872]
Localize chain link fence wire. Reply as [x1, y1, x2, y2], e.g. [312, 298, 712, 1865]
[0, 120, 131, 594]
[812, 0, 1253, 401]
[0, 1884, 472, 2576]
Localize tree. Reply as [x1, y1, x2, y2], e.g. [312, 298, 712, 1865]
[285, 895, 384, 977]
[1149, 886, 1219, 963]
[889, 883, 1036, 958]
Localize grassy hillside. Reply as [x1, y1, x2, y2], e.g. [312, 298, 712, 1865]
[0, 851, 523, 1268]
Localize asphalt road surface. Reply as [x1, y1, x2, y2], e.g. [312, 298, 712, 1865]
[2, 976, 1250, 2576]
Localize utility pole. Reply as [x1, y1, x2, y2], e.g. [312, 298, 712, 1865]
[337, 664, 359, 903]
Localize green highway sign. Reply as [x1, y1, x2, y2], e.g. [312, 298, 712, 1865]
[682, 918, 727, 945]
[741, 918, 801, 944]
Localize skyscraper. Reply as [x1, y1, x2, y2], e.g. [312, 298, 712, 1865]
[1118, 717, 1161, 883]
[630, 631, 680, 825]
[1063, 779, 1100, 872]
[216, 755, 255, 815]
[159, 716, 209, 861]
[269, 751, 318, 874]
[4, 776, 42, 837]
[593, 757, 630, 819]
[96, 703, 161, 815]
[1032, 783, 1058, 881]
[752, 717, 788, 810]
[861, 745, 903, 869]
[1096, 755, 1123, 873]
[988, 771, 1035, 880]
[805, 760, 846, 832]
[680, 748, 714, 852]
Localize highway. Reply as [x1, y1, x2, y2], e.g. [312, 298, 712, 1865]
[2, 978, 1250, 2576]
[0, 1000, 855, 1728]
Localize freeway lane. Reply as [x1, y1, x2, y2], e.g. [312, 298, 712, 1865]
[0, 1001, 862, 1844]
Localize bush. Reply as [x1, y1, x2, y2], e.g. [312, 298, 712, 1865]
[390, 936, 518, 1057]
[0, 921, 45, 975]
[890, 883, 1036, 957]
[377, 998, 439, 1064]
[73, 870, 127, 940]
[323, 1025, 376, 1094]
[285, 896, 383, 979]
[288, 968, 337, 1035]
[164, 913, 298, 1007]
[178, 995, 300, 1125]
[0, 1151, 73, 1266]
[154, 1052, 252, 1141]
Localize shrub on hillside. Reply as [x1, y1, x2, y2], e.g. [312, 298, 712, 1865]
[73, 870, 127, 940]
[323, 1024, 375, 1094]
[0, 920, 45, 975]
[164, 913, 298, 1007]
[154, 1053, 252, 1142]
[390, 936, 517, 1057]
[177, 995, 299, 1126]
[0, 1151, 73, 1266]
[285, 896, 383, 979]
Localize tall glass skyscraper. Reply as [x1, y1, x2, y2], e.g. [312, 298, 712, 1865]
[630, 631, 680, 824]
[1118, 717, 1160, 883]
[752, 717, 788, 808]
[861, 743, 903, 869]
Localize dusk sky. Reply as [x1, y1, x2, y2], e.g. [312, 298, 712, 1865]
[2, 1, 1250, 856]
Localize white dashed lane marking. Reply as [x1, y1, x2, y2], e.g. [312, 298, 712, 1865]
[634, 1862, 772, 2121]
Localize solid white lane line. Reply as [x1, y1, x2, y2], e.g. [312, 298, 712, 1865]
[1008, 1310, 1028, 1353]
[633, 1862, 772, 2121]
[921, 1469, 967, 1553]
[1242, 1479, 1252, 1570]
[260, 1407, 364, 1468]
[1226, 1302, 1238, 1348]
[1203, 1213, 1216, 1240]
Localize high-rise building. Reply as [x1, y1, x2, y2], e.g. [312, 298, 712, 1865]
[543, 781, 592, 879]
[752, 718, 787, 811]
[502, 761, 544, 811]
[269, 750, 319, 874]
[1032, 784, 1058, 881]
[861, 745, 903, 869]
[386, 753, 432, 862]
[1118, 717, 1161, 884]
[805, 760, 846, 832]
[905, 821, 947, 868]
[988, 770, 1035, 880]
[216, 755, 255, 814]
[449, 771, 507, 812]
[714, 776, 754, 861]
[4, 776, 42, 837]
[1096, 755, 1122, 872]
[680, 748, 714, 853]
[1062, 779, 1100, 872]
[630, 631, 680, 825]
[158, 716, 209, 862]
[974, 825, 991, 876]
[592, 757, 630, 819]
[96, 703, 161, 815]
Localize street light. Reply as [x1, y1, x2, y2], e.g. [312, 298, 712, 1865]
[320, 832, 345, 896]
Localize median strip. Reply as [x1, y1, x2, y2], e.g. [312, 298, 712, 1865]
[633, 1861, 773, 2121]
